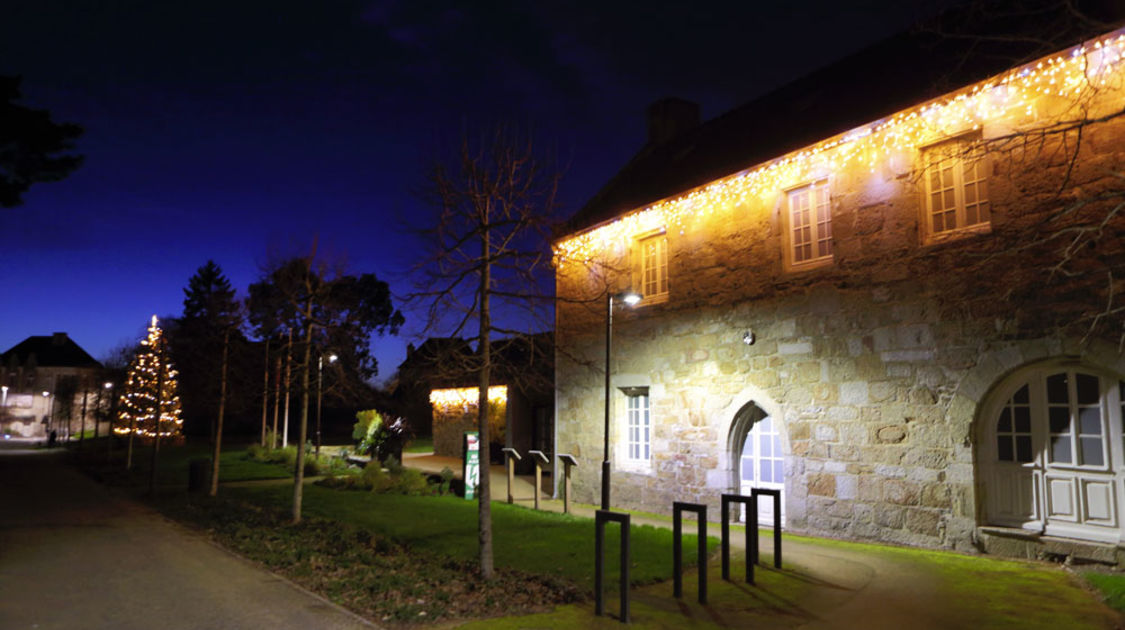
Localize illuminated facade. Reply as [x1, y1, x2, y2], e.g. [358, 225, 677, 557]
[555, 26, 1125, 560]
[0, 333, 103, 439]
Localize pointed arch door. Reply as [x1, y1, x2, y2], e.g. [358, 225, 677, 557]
[739, 414, 786, 526]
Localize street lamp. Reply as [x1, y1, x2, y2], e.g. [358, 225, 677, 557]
[316, 353, 338, 458]
[103, 382, 114, 438]
[2, 385, 8, 408]
[42, 391, 52, 436]
[602, 289, 642, 510]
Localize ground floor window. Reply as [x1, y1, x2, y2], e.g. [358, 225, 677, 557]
[626, 392, 650, 462]
[983, 366, 1124, 543]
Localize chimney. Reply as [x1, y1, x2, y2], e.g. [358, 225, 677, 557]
[51, 332, 68, 346]
[647, 97, 699, 146]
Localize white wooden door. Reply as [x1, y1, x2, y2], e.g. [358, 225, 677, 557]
[740, 415, 785, 526]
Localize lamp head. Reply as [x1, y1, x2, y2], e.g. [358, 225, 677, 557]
[42, 391, 50, 397]
[619, 291, 642, 306]
[104, 381, 114, 389]
[328, 354, 338, 364]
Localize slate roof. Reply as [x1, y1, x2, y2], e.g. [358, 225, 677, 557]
[565, 1, 1125, 235]
[1, 333, 102, 369]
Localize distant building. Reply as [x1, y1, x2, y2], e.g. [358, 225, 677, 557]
[554, 20, 1125, 563]
[1, 332, 103, 438]
[415, 333, 554, 471]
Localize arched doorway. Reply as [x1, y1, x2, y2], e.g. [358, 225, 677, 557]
[981, 363, 1124, 544]
[729, 402, 786, 526]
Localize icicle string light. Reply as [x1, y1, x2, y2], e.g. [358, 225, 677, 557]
[554, 29, 1125, 266]
[115, 315, 183, 438]
[429, 386, 508, 412]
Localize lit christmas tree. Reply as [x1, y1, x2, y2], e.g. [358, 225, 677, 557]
[116, 315, 182, 438]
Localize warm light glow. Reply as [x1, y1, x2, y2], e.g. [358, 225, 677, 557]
[116, 314, 183, 438]
[553, 29, 1125, 266]
[429, 386, 509, 411]
[621, 291, 642, 306]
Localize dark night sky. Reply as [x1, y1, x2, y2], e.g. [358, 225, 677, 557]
[0, 0, 943, 382]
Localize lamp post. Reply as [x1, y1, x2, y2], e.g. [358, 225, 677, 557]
[42, 391, 52, 438]
[103, 382, 114, 461]
[2, 385, 8, 408]
[102, 381, 113, 445]
[602, 290, 642, 510]
[316, 353, 337, 458]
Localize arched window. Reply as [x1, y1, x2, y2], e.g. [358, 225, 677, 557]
[983, 366, 1123, 544]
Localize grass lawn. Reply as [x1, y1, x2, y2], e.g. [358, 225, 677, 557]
[1085, 571, 1125, 613]
[221, 482, 713, 590]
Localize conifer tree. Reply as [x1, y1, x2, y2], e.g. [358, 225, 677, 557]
[117, 316, 182, 439]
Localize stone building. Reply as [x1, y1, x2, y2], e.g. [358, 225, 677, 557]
[1, 332, 104, 439]
[427, 333, 554, 471]
[554, 24, 1125, 561]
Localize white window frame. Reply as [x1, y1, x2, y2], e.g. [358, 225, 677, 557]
[634, 231, 668, 304]
[785, 179, 832, 269]
[922, 137, 990, 241]
[625, 391, 650, 464]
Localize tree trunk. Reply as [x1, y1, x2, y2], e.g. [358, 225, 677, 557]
[209, 328, 230, 497]
[271, 355, 281, 448]
[282, 328, 292, 448]
[79, 382, 88, 450]
[260, 337, 270, 447]
[292, 310, 314, 523]
[148, 343, 164, 496]
[478, 206, 494, 580]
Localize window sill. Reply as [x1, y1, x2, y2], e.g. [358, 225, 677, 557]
[617, 460, 654, 475]
[923, 221, 991, 246]
[639, 293, 668, 307]
[785, 256, 834, 274]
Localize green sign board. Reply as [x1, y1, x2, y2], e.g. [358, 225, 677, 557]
[463, 431, 480, 500]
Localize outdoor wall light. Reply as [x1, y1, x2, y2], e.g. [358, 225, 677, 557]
[743, 330, 756, 346]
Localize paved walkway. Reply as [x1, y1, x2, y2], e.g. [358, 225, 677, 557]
[0, 446, 376, 630]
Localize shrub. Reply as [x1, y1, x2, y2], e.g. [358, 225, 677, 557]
[439, 467, 454, 495]
[247, 444, 267, 461]
[393, 467, 430, 495]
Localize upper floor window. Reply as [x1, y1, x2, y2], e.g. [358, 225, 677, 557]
[923, 138, 990, 238]
[787, 180, 832, 266]
[636, 233, 668, 302]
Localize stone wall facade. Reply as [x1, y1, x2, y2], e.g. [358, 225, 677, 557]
[555, 36, 1125, 552]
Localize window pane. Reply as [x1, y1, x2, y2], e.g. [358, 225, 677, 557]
[997, 436, 1013, 461]
[943, 189, 956, 210]
[1014, 385, 1029, 404]
[997, 408, 1012, 432]
[760, 434, 772, 457]
[773, 460, 784, 482]
[1049, 406, 1070, 434]
[1016, 436, 1032, 462]
[964, 183, 977, 204]
[1079, 407, 1102, 435]
[1051, 435, 1073, 463]
[1080, 437, 1104, 466]
[1047, 373, 1068, 404]
[1014, 406, 1031, 433]
[760, 459, 771, 483]
[942, 168, 954, 188]
[1076, 374, 1099, 405]
[742, 457, 754, 481]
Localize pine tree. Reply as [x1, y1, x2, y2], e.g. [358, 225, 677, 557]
[117, 316, 182, 439]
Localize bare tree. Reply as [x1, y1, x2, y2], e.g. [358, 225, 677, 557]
[412, 125, 560, 579]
